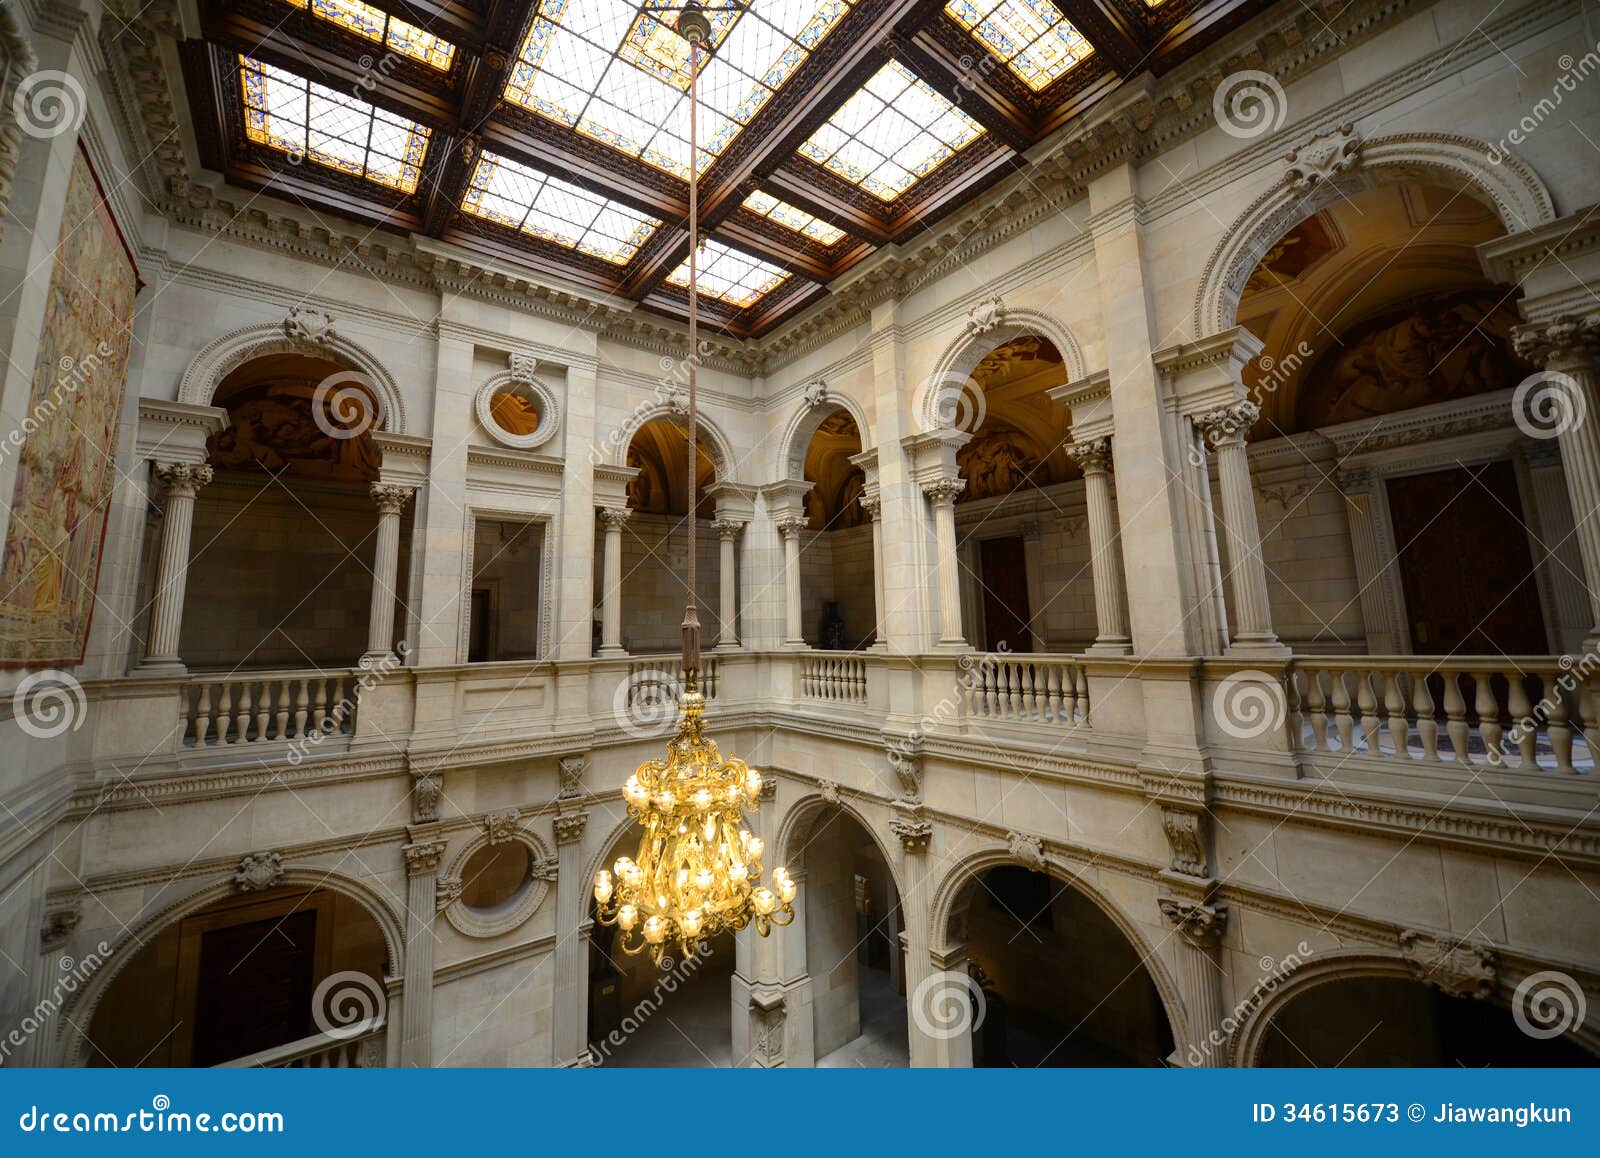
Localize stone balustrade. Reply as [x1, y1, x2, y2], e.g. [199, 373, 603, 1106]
[180, 669, 362, 748]
[214, 1022, 386, 1068]
[965, 654, 1091, 727]
[800, 652, 869, 703]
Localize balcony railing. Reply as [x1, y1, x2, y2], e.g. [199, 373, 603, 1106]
[966, 654, 1091, 727]
[624, 654, 719, 707]
[180, 669, 361, 748]
[213, 1021, 385, 1068]
[801, 653, 869, 703]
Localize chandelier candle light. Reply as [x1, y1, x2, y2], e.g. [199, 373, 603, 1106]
[594, 0, 796, 964]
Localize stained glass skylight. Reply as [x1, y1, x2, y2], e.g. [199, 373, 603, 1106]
[742, 190, 846, 245]
[666, 239, 791, 308]
[284, 0, 456, 70]
[461, 150, 661, 264]
[505, 0, 855, 179]
[943, 0, 1092, 90]
[239, 56, 431, 193]
[798, 60, 985, 202]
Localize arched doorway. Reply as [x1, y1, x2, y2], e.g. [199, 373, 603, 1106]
[585, 823, 735, 1067]
[954, 865, 1174, 1067]
[1256, 976, 1597, 1066]
[795, 409, 873, 650]
[84, 884, 390, 1067]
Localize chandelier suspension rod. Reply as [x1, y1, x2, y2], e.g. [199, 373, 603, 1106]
[682, 16, 702, 690]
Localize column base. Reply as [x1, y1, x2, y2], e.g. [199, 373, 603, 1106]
[934, 638, 970, 652]
[782, 639, 809, 650]
[713, 640, 743, 652]
[1224, 635, 1290, 658]
[870, 639, 889, 651]
[1085, 638, 1133, 656]
[132, 657, 188, 677]
[361, 648, 396, 667]
[556, 1049, 597, 1068]
[596, 645, 628, 659]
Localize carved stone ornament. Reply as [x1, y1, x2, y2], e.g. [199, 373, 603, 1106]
[1064, 437, 1112, 474]
[558, 754, 587, 799]
[857, 493, 881, 521]
[890, 818, 934, 853]
[818, 780, 841, 806]
[232, 852, 284, 893]
[481, 46, 509, 71]
[921, 477, 966, 505]
[403, 839, 448, 876]
[598, 506, 632, 529]
[664, 384, 689, 416]
[155, 461, 214, 497]
[508, 352, 539, 383]
[776, 515, 809, 538]
[1158, 897, 1227, 947]
[485, 809, 521, 845]
[712, 517, 744, 541]
[752, 994, 786, 1066]
[1192, 400, 1260, 449]
[412, 773, 443, 823]
[1398, 930, 1497, 999]
[283, 307, 337, 344]
[759, 776, 777, 803]
[1007, 831, 1046, 872]
[968, 295, 1006, 336]
[1511, 312, 1600, 371]
[554, 812, 589, 845]
[1161, 807, 1209, 877]
[533, 857, 561, 884]
[803, 379, 829, 409]
[887, 750, 922, 803]
[435, 876, 463, 912]
[1283, 123, 1361, 195]
[40, 901, 82, 951]
[370, 482, 413, 516]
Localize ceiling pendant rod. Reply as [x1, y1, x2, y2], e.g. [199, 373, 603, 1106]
[681, 0, 709, 692]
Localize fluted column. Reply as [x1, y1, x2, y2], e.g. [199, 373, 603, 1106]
[1159, 897, 1228, 1067]
[777, 516, 808, 647]
[552, 808, 591, 1066]
[712, 518, 744, 648]
[1192, 402, 1283, 655]
[859, 494, 887, 649]
[890, 801, 946, 1066]
[139, 462, 214, 673]
[922, 478, 967, 648]
[1066, 438, 1131, 654]
[597, 506, 629, 657]
[365, 483, 413, 662]
[401, 835, 447, 1066]
[1513, 315, 1600, 652]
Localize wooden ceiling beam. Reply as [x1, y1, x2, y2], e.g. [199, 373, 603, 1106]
[892, 28, 1036, 151]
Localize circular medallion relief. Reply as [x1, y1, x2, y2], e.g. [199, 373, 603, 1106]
[475, 371, 561, 450]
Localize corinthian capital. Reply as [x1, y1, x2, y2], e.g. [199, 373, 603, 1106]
[1191, 400, 1259, 449]
[1065, 437, 1112, 473]
[155, 461, 214, 496]
[1158, 896, 1227, 947]
[598, 506, 632, 529]
[370, 483, 414, 515]
[776, 516, 809, 539]
[1512, 313, 1600, 372]
[921, 477, 966, 505]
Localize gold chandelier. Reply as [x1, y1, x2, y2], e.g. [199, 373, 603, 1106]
[594, 0, 796, 964]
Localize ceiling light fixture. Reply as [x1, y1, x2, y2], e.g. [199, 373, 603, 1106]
[594, 0, 796, 965]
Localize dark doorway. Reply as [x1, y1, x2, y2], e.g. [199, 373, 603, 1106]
[1386, 462, 1547, 654]
[191, 910, 316, 1066]
[978, 536, 1033, 653]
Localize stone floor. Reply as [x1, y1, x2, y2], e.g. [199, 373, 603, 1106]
[597, 959, 735, 1068]
[817, 963, 909, 1068]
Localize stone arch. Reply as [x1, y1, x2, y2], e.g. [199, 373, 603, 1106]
[53, 863, 406, 1065]
[611, 403, 738, 483]
[776, 390, 873, 481]
[1192, 130, 1557, 340]
[774, 792, 905, 900]
[915, 306, 1088, 434]
[1227, 947, 1600, 1066]
[580, 813, 641, 926]
[929, 845, 1187, 1047]
[177, 319, 408, 435]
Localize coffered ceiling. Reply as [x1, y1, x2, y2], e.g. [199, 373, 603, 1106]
[183, 0, 1267, 337]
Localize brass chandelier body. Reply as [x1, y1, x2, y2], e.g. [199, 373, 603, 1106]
[594, 0, 796, 964]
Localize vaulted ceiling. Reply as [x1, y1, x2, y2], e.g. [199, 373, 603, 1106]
[183, 0, 1267, 338]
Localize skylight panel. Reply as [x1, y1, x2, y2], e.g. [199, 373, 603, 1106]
[797, 60, 984, 201]
[460, 150, 661, 264]
[284, 0, 456, 70]
[742, 190, 846, 245]
[239, 56, 431, 193]
[505, 0, 854, 179]
[666, 239, 791, 309]
[943, 0, 1092, 91]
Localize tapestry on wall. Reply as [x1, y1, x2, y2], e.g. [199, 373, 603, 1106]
[0, 147, 138, 667]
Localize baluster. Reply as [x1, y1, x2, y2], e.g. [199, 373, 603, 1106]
[1442, 671, 1469, 763]
[1027, 664, 1041, 719]
[193, 684, 214, 747]
[1547, 669, 1576, 773]
[1507, 675, 1536, 770]
[253, 680, 271, 740]
[212, 683, 232, 744]
[234, 681, 253, 741]
[311, 678, 329, 734]
[1384, 672, 1410, 761]
[273, 679, 290, 740]
[1413, 673, 1438, 761]
[1474, 670, 1502, 766]
[1356, 670, 1379, 754]
[1040, 665, 1058, 724]
[1081, 665, 1094, 727]
[1303, 669, 1327, 751]
[292, 679, 310, 738]
[1578, 678, 1596, 769]
[1330, 670, 1353, 751]
[179, 684, 197, 747]
[1286, 669, 1303, 750]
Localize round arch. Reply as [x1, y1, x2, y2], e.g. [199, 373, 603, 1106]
[928, 845, 1188, 1048]
[915, 307, 1088, 434]
[1192, 130, 1557, 340]
[1227, 948, 1600, 1066]
[178, 321, 409, 436]
[774, 792, 905, 901]
[579, 814, 642, 926]
[775, 391, 873, 482]
[53, 863, 406, 1066]
[611, 403, 739, 483]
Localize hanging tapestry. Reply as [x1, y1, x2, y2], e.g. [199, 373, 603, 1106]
[0, 147, 138, 666]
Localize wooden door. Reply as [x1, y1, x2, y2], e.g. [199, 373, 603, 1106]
[1385, 462, 1548, 655]
[190, 909, 317, 1066]
[979, 536, 1033, 653]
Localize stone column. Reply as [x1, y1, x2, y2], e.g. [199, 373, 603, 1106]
[552, 809, 591, 1066]
[891, 805, 949, 1066]
[365, 484, 413, 663]
[777, 516, 808, 647]
[139, 462, 214, 673]
[712, 518, 744, 648]
[1192, 402, 1284, 655]
[1066, 438, 1132, 654]
[859, 494, 887, 649]
[1159, 896, 1228, 1068]
[1512, 315, 1600, 652]
[400, 834, 447, 1066]
[1519, 442, 1590, 654]
[597, 506, 629, 657]
[1335, 469, 1405, 654]
[922, 478, 967, 649]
